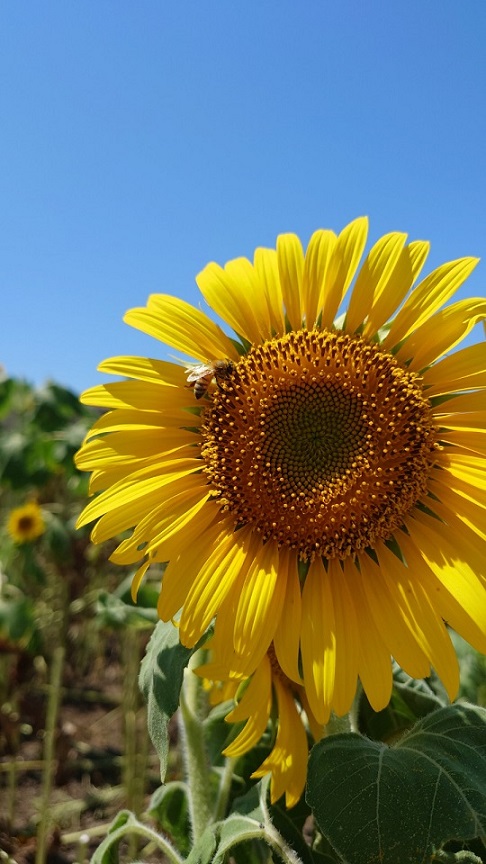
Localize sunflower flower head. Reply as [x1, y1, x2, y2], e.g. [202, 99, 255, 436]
[7, 501, 46, 544]
[76, 217, 486, 746]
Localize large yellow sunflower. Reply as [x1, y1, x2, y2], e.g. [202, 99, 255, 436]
[76, 217, 486, 722]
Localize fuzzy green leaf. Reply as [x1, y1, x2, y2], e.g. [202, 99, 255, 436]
[307, 703, 486, 864]
[139, 619, 194, 778]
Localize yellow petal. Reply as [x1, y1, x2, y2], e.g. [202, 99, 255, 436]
[301, 557, 335, 724]
[359, 548, 430, 679]
[196, 258, 269, 345]
[223, 657, 272, 756]
[377, 538, 459, 699]
[124, 295, 239, 363]
[302, 229, 337, 328]
[405, 512, 486, 650]
[383, 257, 479, 350]
[328, 557, 359, 716]
[342, 557, 393, 712]
[76, 456, 202, 529]
[422, 343, 486, 396]
[425, 489, 486, 544]
[253, 247, 285, 337]
[252, 677, 308, 808]
[157, 521, 233, 622]
[94, 475, 208, 548]
[97, 356, 186, 386]
[277, 233, 305, 330]
[273, 549, 302, 683]
[397, 298, 486, 370]
[435, 410, 486, 431]
[398, 529, 486, 655]
[179, 527, 258, 647]
[362, 240, 430, 339]
[232, 539, 285, 674]
[131, 559, 152, 603]
[440, 430, 486, 458]
[440, 452, 486, 495]
[429, 473, 486, 514]
[83, 407, 194, 440]
[432, 391, 486, 415]
[321, 216, 368, 329]
[80, 380, 192, 411]
[345, 232, 407, 334]
[77, 428, 197, 471]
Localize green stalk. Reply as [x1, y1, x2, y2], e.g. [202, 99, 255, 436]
[213, 755, 236, 822]
[178, 665, 213, 841]
[35, 644, 65, 864]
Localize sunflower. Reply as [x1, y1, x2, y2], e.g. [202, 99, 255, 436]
[7, 501, 45, 544]
[76, 217, 486, 723]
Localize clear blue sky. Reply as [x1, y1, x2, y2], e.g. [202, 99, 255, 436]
[1, 1, 485, 394]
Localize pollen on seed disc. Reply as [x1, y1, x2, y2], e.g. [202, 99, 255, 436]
[201, 329, 439, 560]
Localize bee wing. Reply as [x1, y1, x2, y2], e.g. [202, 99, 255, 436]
[186, 364, 212, 382]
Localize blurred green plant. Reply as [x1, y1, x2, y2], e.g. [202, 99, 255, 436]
[0, 376, 160, 863]
[0, 377, 98, 665]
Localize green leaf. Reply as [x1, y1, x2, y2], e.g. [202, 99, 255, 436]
[89, 810, 134, 864]
[359, 668, 445, 742]
[139, 619, 195, 778]
[89, 809, 181, 864]
[185, 814, 267, 864]
[213, 816, 268, 864]
[307, 703, 486, 864]
[185, 826, 218, 864]
[43, 514, 72, 561]
[0, 595, 42, 651]
[34, 383, 83, 431]
[96, 591, 158, 629]
[116, 572, 159, 611]
[149, 782, 191, 855]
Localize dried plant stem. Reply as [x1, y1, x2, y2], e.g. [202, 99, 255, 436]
[6, 761, 16, 828]
[122, 628, 144, 860]
[35, 644, 65, 864]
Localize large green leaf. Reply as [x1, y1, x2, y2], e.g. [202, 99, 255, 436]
[307, 703, 486, 864]
[138, 619, 195, 778]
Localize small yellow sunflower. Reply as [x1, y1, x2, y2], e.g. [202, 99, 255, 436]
[7, 502, 45, 544]
[76, 217, 486, 722]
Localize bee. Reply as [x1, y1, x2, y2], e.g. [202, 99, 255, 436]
[186, 358, 235, 399]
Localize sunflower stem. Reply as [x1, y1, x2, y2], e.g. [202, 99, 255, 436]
[213, 755, 236, 821]
[262, 822, 304, 864]
[258, 779, 303, 864]
[179, 664, 213, 842]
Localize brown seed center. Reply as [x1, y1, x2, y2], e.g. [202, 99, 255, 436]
[201, 329, 439, 560]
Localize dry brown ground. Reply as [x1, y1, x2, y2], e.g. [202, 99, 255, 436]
[0, 641, 163, 864]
